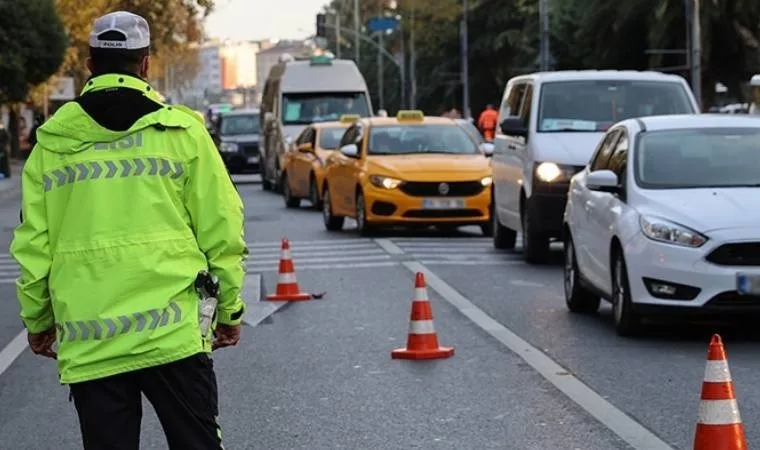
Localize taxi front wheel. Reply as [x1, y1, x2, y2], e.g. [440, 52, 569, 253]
[322, 186, 345, 231]
[355, 189, 376, 236]
[282, 172, 301, 208]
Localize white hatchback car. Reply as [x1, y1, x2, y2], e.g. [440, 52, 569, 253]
[563, 114, 760, 335]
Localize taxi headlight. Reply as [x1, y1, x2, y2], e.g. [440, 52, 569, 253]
[535, 162, 576, 183]
[480, 176, 493, 186]
[639, 215, 707, 248]
[369, 175, 403, 189]
[220, 142, 238, 153]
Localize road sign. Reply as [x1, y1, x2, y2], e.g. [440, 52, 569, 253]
[367, 16, 399, 33]
[49, 77, 75, 101]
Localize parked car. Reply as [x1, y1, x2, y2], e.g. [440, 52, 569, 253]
[563, 114, 760, 335]
[212, 108, 261, 174]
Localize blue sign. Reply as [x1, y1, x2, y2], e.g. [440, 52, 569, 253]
[367, 16, 399, 33]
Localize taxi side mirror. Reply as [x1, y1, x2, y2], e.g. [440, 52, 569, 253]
[480, 142, 494, 157]
[340, 144, 358, 158]
[298, 143, 314, 153]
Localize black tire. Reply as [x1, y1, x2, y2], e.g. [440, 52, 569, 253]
[355, 189, 375, 236]
[322, 185, 345, 231]
[273, 162, 283, 194]
[492, 205, 516, 249]
[282, 173, 301, 208]
[260, 155, 272, 191]
[480, 222, 493, 237]
[612, 249, 641, 336]
[309, 173, 322, 210]
[563, 233, 601, 314]
[521, 206, 550, 264]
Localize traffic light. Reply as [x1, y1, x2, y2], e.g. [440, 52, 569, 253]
[316, 13, 326, 37]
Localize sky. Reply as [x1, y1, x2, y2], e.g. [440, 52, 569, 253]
[205, 0, 329, 41]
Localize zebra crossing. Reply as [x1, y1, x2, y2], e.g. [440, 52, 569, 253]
[0, 236, 528, 283]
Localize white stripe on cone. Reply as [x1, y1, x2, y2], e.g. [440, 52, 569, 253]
[703, 360, 732, 383]
[414, 287, 427, 300]
[281, 249, 292, 260]
[408, 319, 435, 334]
[278, 272, 297, 284]
[698, 399, 742, 425]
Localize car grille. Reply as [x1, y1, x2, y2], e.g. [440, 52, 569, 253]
[705, 242, 760, 266]
[239, 142, 259, 155]
[403, 209, 482, 218]
[399, 181, 484, 197]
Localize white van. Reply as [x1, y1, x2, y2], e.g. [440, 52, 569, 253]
[491, 70, 699, 263]
[259, 54, 373, 191]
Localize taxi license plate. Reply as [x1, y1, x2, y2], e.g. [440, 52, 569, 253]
[736, 272, 760, 295]
[422, 198, 465, 209]
[247, 156, 258, 163]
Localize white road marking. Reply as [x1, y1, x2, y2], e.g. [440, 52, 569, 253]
[241, 273, 288, 327]
[0, 331, 27, 378]
[374, 238, 673, 450]
[248, 261, 399, 272]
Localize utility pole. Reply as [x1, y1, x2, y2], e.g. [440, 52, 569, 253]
[460, 0, 470, 118]
[409, 0, 417, 109]
[377, 3, 385, 110]
[336, 13, 342, 58]
[354, 0, 360, 62]
[539, 0, 550, 71]
[690, 0, 702, 109]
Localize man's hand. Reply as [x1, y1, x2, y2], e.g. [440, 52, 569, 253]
[212, 324, 241, 351]
[28, 328, 57, 359]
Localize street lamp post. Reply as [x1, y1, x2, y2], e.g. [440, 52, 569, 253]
[690, 0, 702, 109]
[460, 0, 470, 118]
[354, 0, 360, 62]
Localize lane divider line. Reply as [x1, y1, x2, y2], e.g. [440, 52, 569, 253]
[373, 238, 673, 450]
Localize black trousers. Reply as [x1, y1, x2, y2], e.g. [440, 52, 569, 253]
[69, 353, 223, 450]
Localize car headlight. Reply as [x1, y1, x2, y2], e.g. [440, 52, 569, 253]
[639, 215, 707, 247]
[480, 176, 493, 186]
[369, 175, 403, 189]
[220, 142, 238, 153]
[535, 162, 576, 183]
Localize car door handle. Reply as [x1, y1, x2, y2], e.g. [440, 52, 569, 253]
[584, 200, 593, 212]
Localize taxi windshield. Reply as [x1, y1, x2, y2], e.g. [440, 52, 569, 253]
[220, 114, 260, 135]
[368, 124, 480, 156]
[318, 127, 347, 150]
[538, 80, 694, 132]
[635, 127, 760, 189]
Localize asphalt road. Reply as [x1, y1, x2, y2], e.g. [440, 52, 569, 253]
[0, 174, 758, 449]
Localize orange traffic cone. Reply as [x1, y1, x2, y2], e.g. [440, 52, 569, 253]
[391, 272, 454, 360]
[266, 238, 312, 301]
[693, 334, 747, 450]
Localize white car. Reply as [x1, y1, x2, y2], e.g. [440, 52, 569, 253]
[562, 114, 760, 336]
[491, 70, 699, 264]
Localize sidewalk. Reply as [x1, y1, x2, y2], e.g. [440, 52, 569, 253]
[0, 159, 23, 202]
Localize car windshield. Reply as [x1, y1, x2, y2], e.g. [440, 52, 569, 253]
[318, 127, 347, 150]
[456, 120, 484, 144]
[368, 124, 480, 156]
[538, 80, 695, 132]
[636, 127, 760, 189]
[220, 114, 260, 135]
[281, 92, 370, 125]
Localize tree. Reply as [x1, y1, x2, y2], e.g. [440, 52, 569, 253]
[0, 0, 67, 103]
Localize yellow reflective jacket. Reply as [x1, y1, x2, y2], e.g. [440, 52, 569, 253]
[10, 74, 247, 384]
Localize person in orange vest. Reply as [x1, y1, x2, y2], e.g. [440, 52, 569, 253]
[477, 104, 498, 141]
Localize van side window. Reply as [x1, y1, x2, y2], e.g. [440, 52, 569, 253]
[339, 125, 357, 147]
[519, 84, 533, 128]
[589, 130, 621, 171]
[500, 83, 527, 118]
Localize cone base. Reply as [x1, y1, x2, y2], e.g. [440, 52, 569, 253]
[391, 346, 454, 360]
[266, 292, 312, 301]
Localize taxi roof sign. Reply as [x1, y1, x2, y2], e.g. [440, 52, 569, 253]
[396, 110, 424, 122]
[339, 114, 360, 123]
[310, 54, 334, 66]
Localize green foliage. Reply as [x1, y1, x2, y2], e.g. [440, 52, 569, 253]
[0, 0, 67, 102]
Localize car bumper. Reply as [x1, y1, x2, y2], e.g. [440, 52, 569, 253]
[526, 187, 568, 236]
[625, 230, 760, 315]
[364, 183, 491, 226]
[220, 152, 260, 173]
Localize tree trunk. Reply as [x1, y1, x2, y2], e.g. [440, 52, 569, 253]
[8, 105, 20, 159]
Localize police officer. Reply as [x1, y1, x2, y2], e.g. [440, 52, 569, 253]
[10, 11, 246, 450]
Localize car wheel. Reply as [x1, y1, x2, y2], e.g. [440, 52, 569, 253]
[261, 156, 272, 191]
[563, 234, 601, 314]
[612, 249, 641, 336]
[273, 162, 283, 194]
[322, 186, 345, 231]
[309, 174, 322, 210]
[491, 203, 516, 248]
[355, 189, 375, 236]
[521, 206, 549, 264]
[282, 173, 301, 208]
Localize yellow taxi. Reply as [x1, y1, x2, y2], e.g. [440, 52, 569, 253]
[320, 110, 493, 236]
[281, 115, 359, 209]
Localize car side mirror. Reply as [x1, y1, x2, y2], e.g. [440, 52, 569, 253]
[500, 117, 527, 138]
[479, 142, 494, 157]
[340, 143, 359, 158]
[586, 169, 620, 193]
[297, 143, 314, 153]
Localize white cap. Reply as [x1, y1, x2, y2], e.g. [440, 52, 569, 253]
[751, 75, 760, 87]
[89, 11, 150, 50]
